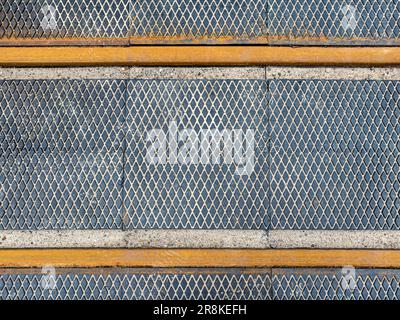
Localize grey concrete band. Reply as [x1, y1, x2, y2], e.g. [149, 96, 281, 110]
[0, 230, 269, 249]
[1, 67, 400, 80]
[1, 230, 400, 248]
[269, 231, 400, 249]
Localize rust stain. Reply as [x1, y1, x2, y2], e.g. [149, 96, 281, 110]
[0, 37, 129, 46]
[268, 34, 400, 44]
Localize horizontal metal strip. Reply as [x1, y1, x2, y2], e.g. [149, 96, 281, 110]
[1, 47, 400, 67]
[2, 249, 400, 268]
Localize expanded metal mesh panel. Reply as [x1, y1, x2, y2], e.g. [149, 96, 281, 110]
[269, 80, 400, 230]
[268, 0, 400, 45]
[2, 0, 400, 45]
[130, 0, 267, 43]
[0, 0, 130, 41]
[0, 80, 124, 229]
[0, 270, 271, 300]
[124, 80, 268, 229]
[3, 268, 400, 300]
[273, 269, 400, 300]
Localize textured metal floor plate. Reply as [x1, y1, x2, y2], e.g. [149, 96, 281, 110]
[2, 268, 400, 300]
[2, 0, 400, 45]
[0, 269, 271, 300]
[273, 268, 400, 300]
[1, 78, 399, 231]
[0, 0, 130, 45]
[130, 0, 267, 44]
[124, 80, 269, 229]
[0, 80, 124, 229]
[268, 0, 400, 45]
[270, 80, 400, 230]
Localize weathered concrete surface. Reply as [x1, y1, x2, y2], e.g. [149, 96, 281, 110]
[0, 67, 264, 79]
[2, 67, 400, 80]
[0, 67, 129, 79]
[2, 230, 400, 248]
[129, 67, 265, 79]
[265, 67, 400, 80]
[0, 230, 269, 248]
[270, 231, 400, 249]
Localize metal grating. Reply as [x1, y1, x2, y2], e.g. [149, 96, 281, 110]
[0, 0, 130, 42]
[268, 0, 400, 45]
[3, 268, 400, 300]
[0, 269, 271, 300]
[130, 0, 268, 43]
[2, 0, 400, 45]
[269, 80, 400, 230]
[124, 80, 269, 229]
[0, 80, 124, 229]
[273, 269, 400, 300]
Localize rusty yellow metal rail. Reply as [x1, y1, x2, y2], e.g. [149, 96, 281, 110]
[1, 249, 400, 268]
[1, 46, 400, 67]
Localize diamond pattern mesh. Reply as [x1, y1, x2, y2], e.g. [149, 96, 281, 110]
[2, 0, 399, 45]
[3, 268, 400, 300]
[0, 0, 130, 40]
[0, 269, 271, 300]
[130, 0, 267, 42]
[269, 80, 400, 230]
[124, 80, 269, 229]
[273, 269, 400, 300]
[0, 80, 124, 229]
[268, 0, 400, 45]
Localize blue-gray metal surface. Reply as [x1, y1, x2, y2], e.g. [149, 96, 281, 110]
[268, 0, 400, 45]
[2, 268, 400, 300]
[0, 269, 272, 300]
[0, 80, 124, 229]
[124, 80, 269, 229]
[1, 79, 399, 230]
[269, 80, 400, 230]
[2, 0, 400, 45]
[0, 0, 130, 42]
[273, 268, 400, 300]
[130, 0, 268, 43]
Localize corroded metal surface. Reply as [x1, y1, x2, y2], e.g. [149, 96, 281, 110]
[1, 0, 399, 45]
[0, 0, 130, 45]
[268, 0, 400, 45]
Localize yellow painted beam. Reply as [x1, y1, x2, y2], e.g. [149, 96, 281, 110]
[0, 249, 399, 268]
[1, 46, 400, 66]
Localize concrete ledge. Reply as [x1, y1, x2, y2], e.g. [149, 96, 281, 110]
[0, 67, 264, 80]
[2, 230, 400, 249]
[0, 230, 269, 249]
[2, 67, 400, 81]
[270, 231, 400, 249]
